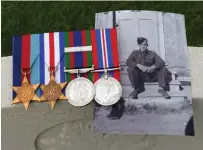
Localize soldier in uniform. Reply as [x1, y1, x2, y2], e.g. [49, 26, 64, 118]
[126, 37, 172, 99]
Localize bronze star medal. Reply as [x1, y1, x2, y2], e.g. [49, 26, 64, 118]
[12, 76, 40, 110]
[40, 73, 68, 109]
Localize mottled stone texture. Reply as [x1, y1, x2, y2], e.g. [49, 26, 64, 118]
[1, 102, 93, 150]
[1, 99, 203, 150]
[1, 47, 203, 150]
[189, 47, 203, 98]
[163, 13, 190, 77]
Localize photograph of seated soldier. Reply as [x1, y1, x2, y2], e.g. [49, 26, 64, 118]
[126, 37, 172, 99]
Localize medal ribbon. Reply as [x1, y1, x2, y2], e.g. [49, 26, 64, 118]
[13, 34, 40, 99]
[13, 32, 66, 99]
[19, 34, 40, 84]
[21, 35, 31, 82]
[39, 32, 65, 96]
[64, 30, 93, 82]
[40, 32, 66, 86]
[49, 32, 56, 76]
[91, 28, 120, 82]
[21, 34, 41, 82]
[44, 33, 65, 76]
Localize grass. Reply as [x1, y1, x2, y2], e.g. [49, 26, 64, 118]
[1, 1, 203, 56]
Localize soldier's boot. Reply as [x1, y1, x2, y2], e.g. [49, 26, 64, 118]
[129, 88, 145, 99]
[158, 88, 171, 99]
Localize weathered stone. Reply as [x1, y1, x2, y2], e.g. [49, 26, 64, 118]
[1, 45, 203, 150]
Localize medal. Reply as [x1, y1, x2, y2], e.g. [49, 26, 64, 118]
[40, 51, 68, 109]
[12, 73, 40, 110]
[90, 28, 122, 106]
[40, 70, 67, 109]
[64, 66, 95, 107]
[64, 32, 95, 107]
[12, 54, 40, 110]
[93, 67, 122, 106]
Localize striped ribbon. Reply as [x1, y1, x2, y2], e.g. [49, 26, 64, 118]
[39, 32, 65, 85]
[12, 28, 120, 100]
[12, 34, 41, 99]
[12, 32, 66, 99]
[64, 30, 93, 82]
[39, 32, 65, 95]
[91, 28, 120, 82]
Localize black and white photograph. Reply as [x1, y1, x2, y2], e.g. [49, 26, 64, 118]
[93, 10, 194, 136]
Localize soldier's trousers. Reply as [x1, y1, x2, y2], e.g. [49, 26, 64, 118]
[127, 66, 172, 90]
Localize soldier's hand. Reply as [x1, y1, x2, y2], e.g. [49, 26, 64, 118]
[137, 64, 148, 72]
[146, 65, 156, 73]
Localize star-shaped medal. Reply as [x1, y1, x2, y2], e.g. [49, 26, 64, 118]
[40, 74, 68, 109]
[12, 76, 40, 110]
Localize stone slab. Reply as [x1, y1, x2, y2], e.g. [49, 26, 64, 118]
[122, 85, 190, 98]
[94, 106, 192, 136]
[120, 74, 181, 92]
[1, 47, 203, 150]
[124, 97, 189, 110]
[1, 56, 13, 108]
[2, 98, 203, 150]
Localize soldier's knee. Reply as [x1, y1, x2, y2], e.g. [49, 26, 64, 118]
[159, 66, 167, 73]
[127, 67, 140, 76]
[127, 66, 137, 73]
[157, 67, 172, 81]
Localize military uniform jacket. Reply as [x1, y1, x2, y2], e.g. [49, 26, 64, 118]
[126, 49, 165, 69]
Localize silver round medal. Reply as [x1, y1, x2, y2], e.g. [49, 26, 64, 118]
[65, 77, 95, 107]
[94, 76, 122, 106]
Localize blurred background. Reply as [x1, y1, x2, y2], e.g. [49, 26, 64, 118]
[1, 1, 203, 56]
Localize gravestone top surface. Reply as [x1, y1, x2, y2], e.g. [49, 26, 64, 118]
[1, 47, 203, 150]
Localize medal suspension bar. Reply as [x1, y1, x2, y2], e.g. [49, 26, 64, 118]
[91, 65, 121, 73]
[64, 65, 95, 75]
[64, 64, 121, 78]
[92, 65, 121, 80]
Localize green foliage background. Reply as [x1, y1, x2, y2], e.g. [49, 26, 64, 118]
[1, 1, 203, 56]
